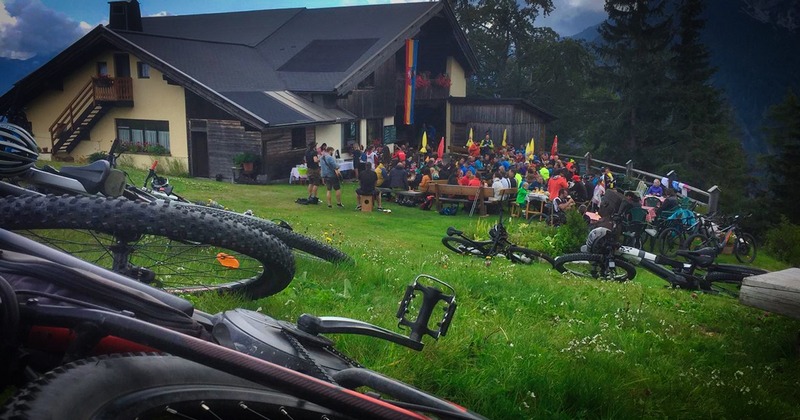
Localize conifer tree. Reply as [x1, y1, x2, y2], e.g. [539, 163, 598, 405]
[594, 0, 673, 168]
[763, 89, 800, 222]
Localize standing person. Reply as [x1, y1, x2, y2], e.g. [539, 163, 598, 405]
[355, 162, 382, 211]
[304, 141, 321, 204]
[479, 131, 494, 156]
[591, 178, 605, 211]
[603, 167, 616, 190]
[547, 168, 569, 201]
[320, 146, 344, 208]
[351, 143, 363, 179]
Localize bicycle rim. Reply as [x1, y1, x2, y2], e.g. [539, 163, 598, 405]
[734, 233, 757, 264]
[554, 253, 635, 281]
[0, 195, 295, 298]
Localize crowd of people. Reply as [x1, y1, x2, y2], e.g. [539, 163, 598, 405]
[303, 133, 686, 222]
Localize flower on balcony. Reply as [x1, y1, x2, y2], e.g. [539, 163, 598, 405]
[415, 72, 431, 89]
[435, 73, 452, 88]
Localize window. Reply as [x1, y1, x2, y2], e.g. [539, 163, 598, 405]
[342, 121, 359, 151]
[97, 62, 108, 76]
[116, 119, 170, 154]
[366, 118, 383, 144]
[291, 127, 306, 149]
[137, 62, 150, 79]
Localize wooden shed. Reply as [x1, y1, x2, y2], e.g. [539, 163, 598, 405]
[448, 97, 557, 151]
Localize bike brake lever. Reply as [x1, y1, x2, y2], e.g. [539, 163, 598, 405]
[297, 314, 424, 351]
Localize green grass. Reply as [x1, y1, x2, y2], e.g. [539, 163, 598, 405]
[26, 164, 800, 418]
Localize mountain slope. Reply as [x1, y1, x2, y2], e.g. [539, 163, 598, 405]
[571, 0, 800, 157]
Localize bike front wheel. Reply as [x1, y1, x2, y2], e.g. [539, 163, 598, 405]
[0, 354, 341, 420]
[734, 233, 757, 264]
[658, 227, 685, 257]
[505, 246, 555, 266]
[0, 195, 295, 299]
[554, 253, 636, 281]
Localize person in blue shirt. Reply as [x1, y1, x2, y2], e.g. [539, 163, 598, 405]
[646, 178, 664, 196]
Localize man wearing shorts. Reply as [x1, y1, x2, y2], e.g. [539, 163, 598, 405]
[304, 142, 321, 204]
[320, 146, 344, 208]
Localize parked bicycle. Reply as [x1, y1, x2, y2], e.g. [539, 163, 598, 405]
[684, 214, 757, 263]
[553, 221, 766, 294]
[442, 209, 555, 266]
[0, 123, 349, 298]
[0, 228, 485, 419]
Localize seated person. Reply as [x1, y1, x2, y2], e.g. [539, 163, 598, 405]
[552, 188, 575, 225]
[355, 162, 382, 210]
[646, 178, 663, 196]
[616, 191, 643, 222]
[387, 162, 410, 190]
[418, 167, 432, 191]
[658, 188, 680, 218]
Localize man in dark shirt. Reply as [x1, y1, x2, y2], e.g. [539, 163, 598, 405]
[658, 188, 680, 218]
[387, 162, 409, 190]
[304, 142, 321, 203]
[356, 163, 382, 210]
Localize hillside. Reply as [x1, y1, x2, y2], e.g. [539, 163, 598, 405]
[571, 0, 800, 158]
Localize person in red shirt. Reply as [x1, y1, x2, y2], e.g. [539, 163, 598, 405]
[459, 170, 472, 186]
[468, 141, 480, 158]
[466, 171, 482, 201]
[548, 168, 569, 201]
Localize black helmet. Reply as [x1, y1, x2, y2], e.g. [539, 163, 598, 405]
[0, 123, 38, 177]
[582, 227, 612, 253]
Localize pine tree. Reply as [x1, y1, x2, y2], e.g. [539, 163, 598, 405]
[664, 0, 748, 209]
[763, 89, 800, 222]
[594, 0, 674, 168]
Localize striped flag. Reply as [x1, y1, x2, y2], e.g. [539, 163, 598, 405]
[403, 39, 419, 125]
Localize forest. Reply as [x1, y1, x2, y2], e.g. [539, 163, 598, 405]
[447, 0, 800, 263]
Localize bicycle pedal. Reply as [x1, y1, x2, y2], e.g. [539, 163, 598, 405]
[397, 274, 457, 342]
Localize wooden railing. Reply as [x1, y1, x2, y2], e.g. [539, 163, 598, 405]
[49, 76, 133, 149]
[560, 152, 720, 214]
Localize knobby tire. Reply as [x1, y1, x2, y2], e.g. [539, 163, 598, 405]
[0, 195, 295, 299]
[554, 253, 636, 282]
[174, 202, 352, 264]
[506, 246, 555, 266]
[0, 354, 342, 420]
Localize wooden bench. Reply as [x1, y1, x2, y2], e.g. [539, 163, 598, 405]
[485, 187, 518, 213]
[432, 184, 492, 216]
[739, 268, 800, 320]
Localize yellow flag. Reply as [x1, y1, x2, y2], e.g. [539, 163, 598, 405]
[466, 127, 474, 147]
[525, 137, 533, 156]
[420, 131, 428, 153]
[502, 129, 507, 147]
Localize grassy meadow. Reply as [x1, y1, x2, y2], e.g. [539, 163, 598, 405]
[29, 164, 800, 418]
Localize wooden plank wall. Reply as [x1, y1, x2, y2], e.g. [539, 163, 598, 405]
[449, 103, 549, 149]
[338, 55, 397, 118]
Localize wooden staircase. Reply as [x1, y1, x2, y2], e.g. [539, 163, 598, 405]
[50, 76, 133, 154]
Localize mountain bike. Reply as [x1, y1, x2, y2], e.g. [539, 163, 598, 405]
[0, 228, 485, 419]
[442, 209, 555, 266]
[0, 124, 348, 297]
[553, 223, 766, 294]
[684, 214, 757, 263]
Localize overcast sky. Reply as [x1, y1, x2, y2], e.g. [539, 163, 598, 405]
[0, 0, 606, 61]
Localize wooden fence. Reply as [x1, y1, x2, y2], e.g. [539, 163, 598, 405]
[560, 152, 720, 214]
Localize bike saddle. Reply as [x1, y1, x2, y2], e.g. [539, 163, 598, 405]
[676, 247, 717, 268]
[446, 226, 462, 236]
[43, 160, 125, 197]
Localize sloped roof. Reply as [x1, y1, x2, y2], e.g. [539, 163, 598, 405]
[1, 2, 478, 130]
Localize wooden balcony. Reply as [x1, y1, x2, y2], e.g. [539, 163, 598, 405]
[92, 76, 133, 103]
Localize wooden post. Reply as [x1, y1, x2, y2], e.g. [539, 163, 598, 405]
[740, 268, 800, 320]
[707, 185, 720, 214]
[584, 152, 592, 174]
[626, 160, 633, 178]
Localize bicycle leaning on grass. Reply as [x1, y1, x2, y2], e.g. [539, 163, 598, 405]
[553, 221, 767, 294]
[441, 207, 555, 266]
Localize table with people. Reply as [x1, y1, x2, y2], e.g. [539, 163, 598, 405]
[294, 135, 694, 224]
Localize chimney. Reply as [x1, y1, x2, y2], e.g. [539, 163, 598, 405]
[108, 0, 142, 31]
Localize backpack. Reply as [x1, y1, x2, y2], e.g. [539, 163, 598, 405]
[440, 205, 458, 216]
[419, 195, 434, 210]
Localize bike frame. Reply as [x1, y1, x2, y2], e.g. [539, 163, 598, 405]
[0, 228, 479, 419]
